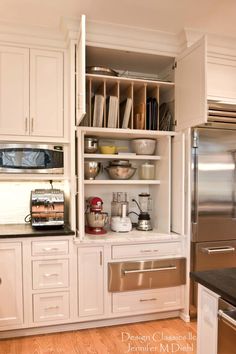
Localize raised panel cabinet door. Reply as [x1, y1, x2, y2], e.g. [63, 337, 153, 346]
[171, 132, 185, 235]
[175, 37, 207, 131]
[0, 242, 23, 328]
[30, 49, 63, 137]
[207, 56, 236, 100]
[76, 14, 86, 125]
[78, 246, 104, 317]
[0, 46, 29, 136]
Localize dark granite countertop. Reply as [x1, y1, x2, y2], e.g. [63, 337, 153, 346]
[0, 223, 75, 238]
[191, 268, 236, 306]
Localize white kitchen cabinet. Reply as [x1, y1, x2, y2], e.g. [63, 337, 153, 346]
[30, 49, 63, 138]
[0, 45, 64, 139]
[30, 237, 73, 326]
[78, 246, 104, 317]
[0, 45, 29, 136]
[112, 286, 183, 315]
[0, 242, 23, 328]
[175, 37, 207, 131]
[197, 284, 218, 354]
[76, 14, 86, 125]
[76, 127, 184, 240]
[33, 292, 69, 323]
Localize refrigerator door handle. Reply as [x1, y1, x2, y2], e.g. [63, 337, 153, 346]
[202, 246, 235, 254]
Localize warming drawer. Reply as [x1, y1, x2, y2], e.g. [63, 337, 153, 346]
[108, 258, 186, 292]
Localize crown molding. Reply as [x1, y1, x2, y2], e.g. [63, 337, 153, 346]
[0, 20, 66, 49]
[182, 28, 236, 58]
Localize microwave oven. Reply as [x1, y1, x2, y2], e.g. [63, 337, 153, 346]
[0, 144, 64, 174]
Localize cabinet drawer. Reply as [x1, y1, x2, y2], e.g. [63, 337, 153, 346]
[112, 242, 182, 259]
[32, 259, 69, 290]
[108, 258, 186, 292]
[33, 292, 69, 322]
[31, 240, 69, 256]
[112, 286, 183, 314]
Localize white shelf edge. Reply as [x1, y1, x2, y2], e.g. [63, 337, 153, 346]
[84, 153, 161, 160]
[77, 126, 175, 138]
[84, 179, 160, 185]
[86, 73, 175, 87]
[0, 175, 70, 181]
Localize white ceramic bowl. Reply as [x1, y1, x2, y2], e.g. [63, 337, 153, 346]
[131, 139, 156, 155]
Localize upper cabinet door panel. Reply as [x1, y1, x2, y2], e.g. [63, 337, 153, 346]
[76, 14, 86, 126]
[0, 46, 29, 136]
[30, 49, 63, 137]
[171, 132, 185, 235]
[207, 55, 236, 101]
[175, 37, 207, 131]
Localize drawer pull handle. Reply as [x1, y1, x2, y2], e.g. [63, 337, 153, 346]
[45, 306, 60, 310]
[140, 249, 159, 253]
[123, 265, 177, 275]
[44, 273, 59, 277]
[42, 247, 59, 252]
[140, 298, 157, 302]
[202, 246, 235, 254]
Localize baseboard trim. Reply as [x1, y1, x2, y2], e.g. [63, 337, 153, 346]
[0, 311, 181, 339]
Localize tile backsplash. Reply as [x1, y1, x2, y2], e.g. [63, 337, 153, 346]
[0, 181, 64, 224]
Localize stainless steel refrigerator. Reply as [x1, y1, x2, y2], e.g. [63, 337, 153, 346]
[191, 125, 236, 307]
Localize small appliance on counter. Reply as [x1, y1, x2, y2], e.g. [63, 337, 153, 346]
[131, 193, 153, 231]
[31, 189, 65, 227]
[85, 196, 108, 235]
[111, 203, 132, 233]
[111, 192, 129, 217]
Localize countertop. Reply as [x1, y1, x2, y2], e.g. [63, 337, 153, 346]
[191, 268, 236, 306]
[0, 223, 75, 238]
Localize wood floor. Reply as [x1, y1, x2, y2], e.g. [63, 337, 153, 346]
[0, 318, 197, 354]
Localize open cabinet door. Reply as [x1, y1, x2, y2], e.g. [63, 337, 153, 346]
[76, 14, 86, 125]
[171, 132, 185, 235]
[175, 37, 207, 131]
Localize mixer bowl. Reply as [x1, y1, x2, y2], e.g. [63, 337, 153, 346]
[84, 161, 101, 180]
[86, 212, 108, 228]
[105, 165, 136, 180]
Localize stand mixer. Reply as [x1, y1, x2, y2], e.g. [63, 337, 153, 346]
[85, 197, 108, 235]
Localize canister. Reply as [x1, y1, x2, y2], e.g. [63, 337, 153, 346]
[139, 162, 155, 180]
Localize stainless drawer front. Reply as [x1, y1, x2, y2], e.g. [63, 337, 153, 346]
[108, 258, 186, 292]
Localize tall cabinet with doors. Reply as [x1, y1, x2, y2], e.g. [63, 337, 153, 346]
[74, 15, 187, 322]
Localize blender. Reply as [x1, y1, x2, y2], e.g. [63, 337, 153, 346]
[85, 197, 108, 235]
[132, 193, 153, 231]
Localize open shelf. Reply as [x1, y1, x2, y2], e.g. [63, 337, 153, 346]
[84, 153, 161, 160]
[84, 180, 160, 185]
[78, 126, 175, 139]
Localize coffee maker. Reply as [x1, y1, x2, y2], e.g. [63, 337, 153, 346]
[132, 193, 153, 231]
[85, 197, 108, 235]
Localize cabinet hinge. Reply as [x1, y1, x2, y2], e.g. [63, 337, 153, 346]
[172, 62, 177, 70]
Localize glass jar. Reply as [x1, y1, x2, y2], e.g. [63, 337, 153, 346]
[138, 162, 155, 180]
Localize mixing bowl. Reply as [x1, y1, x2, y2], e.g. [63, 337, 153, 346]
[131, 138, 156, 155]
[84, 161, 101, 180]
[105, 165, 136, 180]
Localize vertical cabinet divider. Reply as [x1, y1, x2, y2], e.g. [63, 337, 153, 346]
[133, 83, 146, 130]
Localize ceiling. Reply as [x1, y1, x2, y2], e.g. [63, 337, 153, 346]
[0, 0, 236, 38]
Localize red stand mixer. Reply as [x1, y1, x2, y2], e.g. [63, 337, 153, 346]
[85, 197, 108, 235]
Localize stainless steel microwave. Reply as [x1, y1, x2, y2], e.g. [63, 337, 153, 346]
[0, 144, 64, 174]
